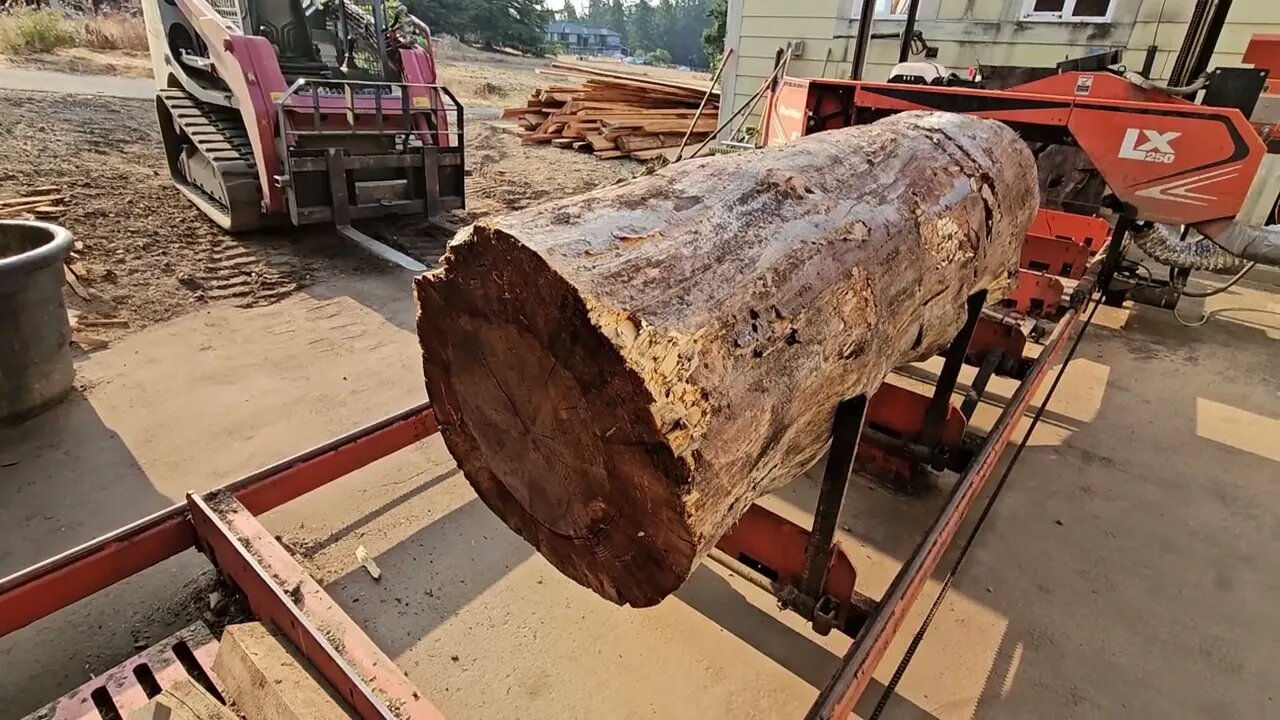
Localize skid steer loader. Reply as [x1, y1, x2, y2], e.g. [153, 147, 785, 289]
[142, 0, 463, 270]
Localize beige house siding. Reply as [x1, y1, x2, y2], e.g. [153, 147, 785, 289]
[1129, 0, 1280, 80]
[718, 0, 1280, 133]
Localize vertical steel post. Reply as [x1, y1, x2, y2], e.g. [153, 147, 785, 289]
[850, 0, 878, 80]
[800, 395, 869, 601]
[898, 0, 923, 63]
[1100, 211, 1135, 296]
[920, 290, 986, 454]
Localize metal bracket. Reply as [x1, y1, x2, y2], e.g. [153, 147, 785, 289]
[187, 492, 444, 720]
[327, 149, 428, 272]
[798, 395, 868, 614]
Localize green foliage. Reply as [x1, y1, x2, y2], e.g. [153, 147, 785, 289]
[702, 0, 726, 70]
[406, 0, 714, 66]
[646, 47, 671, 65]
[646, 0, 714, 68]
[0, 9, 78, 55]
[627, 0, 654, 53]
[585, 0, 607, 25]
[409, 0, 553, 54]
[606, 0, 627, 44]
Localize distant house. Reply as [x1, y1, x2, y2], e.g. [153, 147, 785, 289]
[546, 21, 623, 54]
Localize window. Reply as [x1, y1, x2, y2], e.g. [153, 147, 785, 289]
[845, 0, 912, 19]
[1022, 0, 1115, 22]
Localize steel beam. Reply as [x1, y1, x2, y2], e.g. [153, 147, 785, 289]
[0, 403, 438, 638]
[188, 493, 443, 719]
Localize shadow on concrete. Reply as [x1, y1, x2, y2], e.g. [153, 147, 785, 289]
[677, 566, 942, 719]
[300, 266, 420, 335]
[0, 388, 168, 575]
[864, 298, 1280, 718]
[0, 389, 211, 718]
[325, 496, 534, 657]
[306, 467, 462, 554]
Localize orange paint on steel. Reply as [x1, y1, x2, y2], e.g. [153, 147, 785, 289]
[188, 493, 445, 720]
[808, 295, 1091, 720]
[0, 403, 439, 639]
[234, 406, 439, 515]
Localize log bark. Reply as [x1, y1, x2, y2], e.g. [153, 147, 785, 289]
[415, 111, 1038, 607]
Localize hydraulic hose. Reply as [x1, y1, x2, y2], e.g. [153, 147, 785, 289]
[1124, 71, 1210, 96]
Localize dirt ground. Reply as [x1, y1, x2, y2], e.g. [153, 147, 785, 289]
[0, 37, 711, 108]
[0, 89, 635, 344]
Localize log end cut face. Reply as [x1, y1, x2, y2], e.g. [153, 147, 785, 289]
[415, 227, 696, 607]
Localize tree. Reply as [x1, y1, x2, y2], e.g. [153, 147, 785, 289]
[409, 0, 554, 54]
[702, 0, 726, 70]
[647, 47, 672, 65]
[562, 0, 579, 21]
[628, 0, 656, 53]
[655, 0, 677, 47]
[606, 0, 627, 44]
[585, 0, 606, 25]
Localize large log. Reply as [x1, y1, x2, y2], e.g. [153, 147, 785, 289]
[416, 112, 1038, 607]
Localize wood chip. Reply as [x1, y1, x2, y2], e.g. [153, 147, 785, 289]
[77, 318, 130, 328]
[355, 545, 381, 581]
[64, 266, 91, 300]
[71, 331, 109, 350]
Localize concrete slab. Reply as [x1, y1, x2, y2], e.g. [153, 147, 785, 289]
[1, 270, 1276, 719]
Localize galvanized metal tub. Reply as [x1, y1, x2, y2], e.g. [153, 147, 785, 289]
[1, 220, 75, 423]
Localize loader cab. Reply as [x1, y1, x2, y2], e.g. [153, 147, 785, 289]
[249, 0, 334, 79]
[246, 0, 401, 83]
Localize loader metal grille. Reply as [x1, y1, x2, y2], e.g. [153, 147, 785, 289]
[208, 0, 247, 30]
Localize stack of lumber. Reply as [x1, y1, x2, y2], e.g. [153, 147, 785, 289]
[0, 186, 68, 220]
[503, 62, 718, 161]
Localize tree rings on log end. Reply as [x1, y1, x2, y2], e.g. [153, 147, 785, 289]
[416, 225, 696, 607]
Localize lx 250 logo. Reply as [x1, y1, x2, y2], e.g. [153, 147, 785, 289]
[1119, 128, 1179, 164]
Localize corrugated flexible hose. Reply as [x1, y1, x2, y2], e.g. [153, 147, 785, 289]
[1130, 223, 1244, 272]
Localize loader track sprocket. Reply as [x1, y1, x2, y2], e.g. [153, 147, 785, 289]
[157, 89, 265, 232]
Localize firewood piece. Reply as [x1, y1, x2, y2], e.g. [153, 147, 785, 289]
[420, 113, 1034, 605]
[627, 146, 686, 161]
[64, 266, 91, 300]
[0, 193, 66, 208]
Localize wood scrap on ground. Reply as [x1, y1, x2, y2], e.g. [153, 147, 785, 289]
[0, 186, 68, 220]
[501, 62, 719, 161]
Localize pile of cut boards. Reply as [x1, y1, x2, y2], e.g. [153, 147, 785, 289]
[502, 62, 717, 161]
[1, 186, 68, 220]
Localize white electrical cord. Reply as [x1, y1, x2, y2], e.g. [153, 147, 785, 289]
[1174, 304, 1280, 327]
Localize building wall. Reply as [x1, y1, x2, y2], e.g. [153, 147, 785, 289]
[718, 0, 1280, 133]
[1128, 0, 1280, 80]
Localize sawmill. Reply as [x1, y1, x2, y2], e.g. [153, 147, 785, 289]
[1, 0, 1277, 716]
